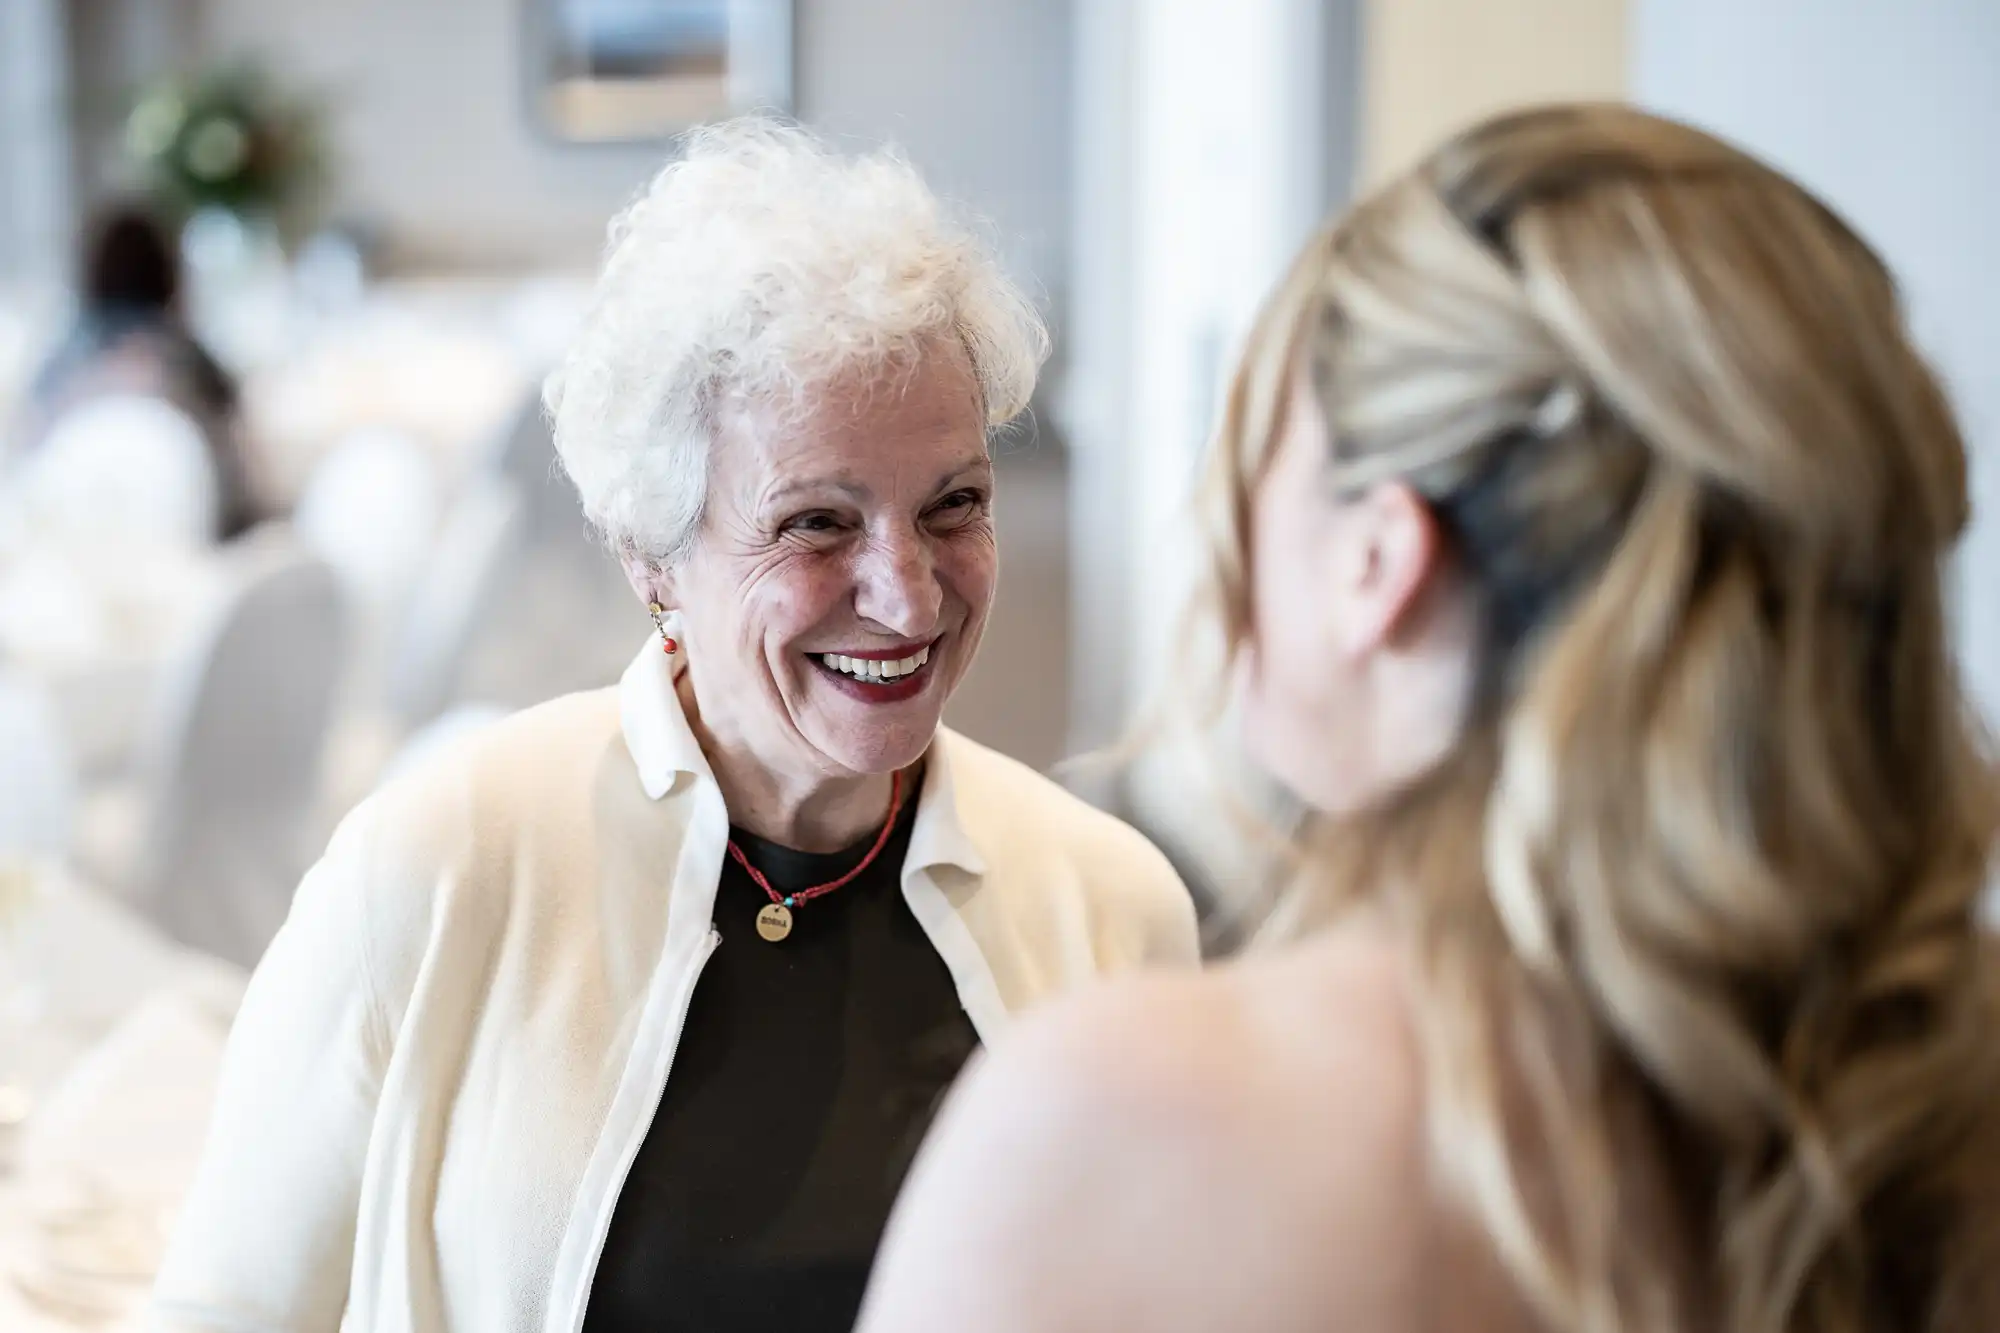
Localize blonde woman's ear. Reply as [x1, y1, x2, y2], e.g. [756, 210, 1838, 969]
[1342, 482, 1444, 655]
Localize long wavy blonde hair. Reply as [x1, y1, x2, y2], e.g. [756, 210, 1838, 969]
[1202, 104, 2000, 1332]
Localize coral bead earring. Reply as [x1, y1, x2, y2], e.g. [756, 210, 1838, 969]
[647, 601, 678, 655]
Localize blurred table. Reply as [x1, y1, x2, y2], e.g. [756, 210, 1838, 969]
[234, 273, 587, 508]
[0, 866, 245, 1329]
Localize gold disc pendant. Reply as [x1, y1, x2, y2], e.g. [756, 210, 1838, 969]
[755, 902, 794, 942]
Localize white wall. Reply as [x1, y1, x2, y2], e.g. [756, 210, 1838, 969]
[193, 0, 650, 267]
[1360, 0, 1625, 188]
[797, 0, 1070, 312]
[1633, 0, 2000, 725]
[193, 0, 1072, 284]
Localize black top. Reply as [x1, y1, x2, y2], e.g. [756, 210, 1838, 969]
[583, 785, 979, 1333]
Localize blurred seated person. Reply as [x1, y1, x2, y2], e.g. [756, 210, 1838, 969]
[13, 203, 262, 539]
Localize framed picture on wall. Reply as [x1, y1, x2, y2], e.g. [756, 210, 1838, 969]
[527, 0, 794, 143]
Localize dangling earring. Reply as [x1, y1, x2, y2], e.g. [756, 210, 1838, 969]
[648, 601, 678, 655]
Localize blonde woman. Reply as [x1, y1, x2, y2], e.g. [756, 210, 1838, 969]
[859, 105, 2000, 1333]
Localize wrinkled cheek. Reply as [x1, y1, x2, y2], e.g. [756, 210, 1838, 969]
[944, 558, 997, 690]
[941, 539, 998, 625]
[734, 579, 842, 718]
[759, 567, 857, 647]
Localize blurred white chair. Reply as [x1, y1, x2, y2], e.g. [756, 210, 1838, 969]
[485, 392, 558, 494]
[451, 395, 640, 709]
[294, 428, 443, 764]
[318, 469, 525, 825]
[78, 535, 349, 966]
[0, 673, 76, 859]
[293, 428, 441, 622]
[384, 475, 524, 730]
[13, 395, 219, 548]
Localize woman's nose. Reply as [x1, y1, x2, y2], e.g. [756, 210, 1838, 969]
[854, 531, 943, 637]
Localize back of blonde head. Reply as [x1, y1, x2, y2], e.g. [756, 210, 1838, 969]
[1204, 105, 2000, 1332]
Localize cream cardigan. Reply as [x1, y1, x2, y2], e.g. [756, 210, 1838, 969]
[150, 643, 1198, 1332]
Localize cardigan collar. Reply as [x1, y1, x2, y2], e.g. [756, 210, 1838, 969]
[617, 638, 987, 880]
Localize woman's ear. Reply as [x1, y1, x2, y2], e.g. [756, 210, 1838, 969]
[1339, 482, 1445, 654]
[620, 550, 673, 609]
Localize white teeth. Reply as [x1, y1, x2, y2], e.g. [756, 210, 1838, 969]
[818, 647, 931, 681]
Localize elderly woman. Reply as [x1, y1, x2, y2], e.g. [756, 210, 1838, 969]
[153, 120, 1197, 1333]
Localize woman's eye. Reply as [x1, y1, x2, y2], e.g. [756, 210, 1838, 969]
[928, 491, 987, 525]
[786, 512, 844, 535]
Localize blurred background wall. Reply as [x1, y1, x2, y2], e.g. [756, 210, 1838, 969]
[0, 0, 72, 296]
[66, 0, 1071, 278]
[1360, 0, 1625, 187]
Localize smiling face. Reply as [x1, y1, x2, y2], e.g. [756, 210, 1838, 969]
[648, 343, 996, 783]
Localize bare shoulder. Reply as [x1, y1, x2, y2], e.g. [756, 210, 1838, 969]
[860, 924, 1438, 1333]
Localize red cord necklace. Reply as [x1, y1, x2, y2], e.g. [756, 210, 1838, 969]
[729, 770, 904, 943]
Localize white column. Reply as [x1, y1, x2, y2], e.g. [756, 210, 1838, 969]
[1632, 0, 2000, 729]
[0, 0, 73, 296]
[1064, 0, 1359, 754]
[1064, 0, 1142, 756]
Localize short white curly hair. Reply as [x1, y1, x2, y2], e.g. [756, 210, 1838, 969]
[543, 117, 1050, 562]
